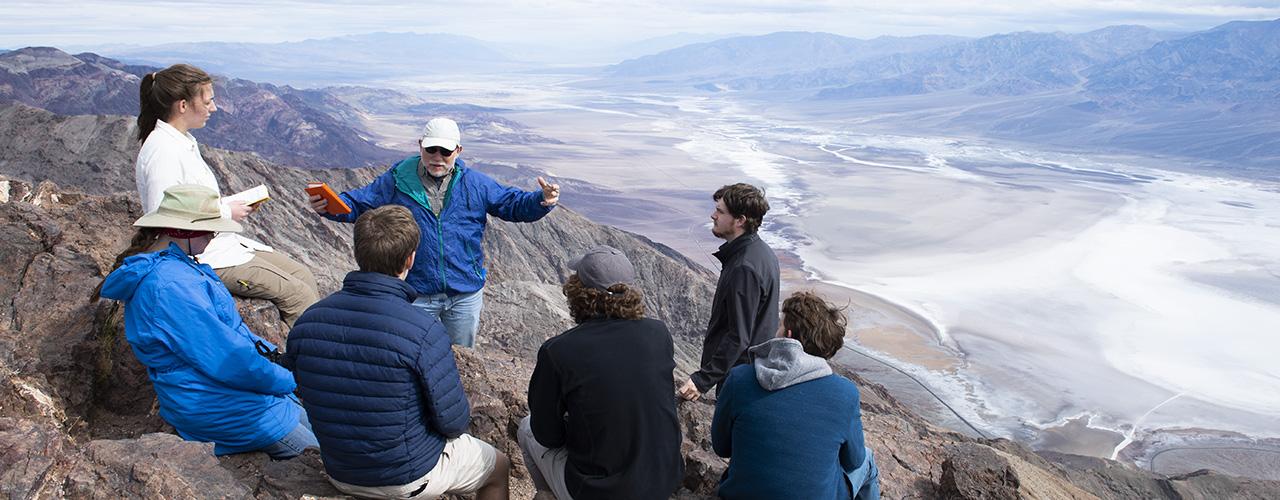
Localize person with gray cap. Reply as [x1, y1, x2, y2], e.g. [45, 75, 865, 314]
[95, 184, 318, 459]
[518, 245, 683, 500]
[309, 116, 561, 348]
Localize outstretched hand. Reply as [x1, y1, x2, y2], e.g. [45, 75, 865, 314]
[538, 176, 560, 207]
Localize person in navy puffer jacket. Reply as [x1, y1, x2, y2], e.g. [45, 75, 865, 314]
[285, 205, 511, 500]
[307, 116, 560, 348]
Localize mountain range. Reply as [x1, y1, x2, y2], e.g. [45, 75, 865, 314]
[0, 47, 560, 170]
[0, 47, 400, 168]
[609, 31, 966, 80]
[601, 20, 1279, 171]
[98, 32, 514, 85]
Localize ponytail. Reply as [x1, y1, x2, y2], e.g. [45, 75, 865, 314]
[136, 64, 213, 143]
[90, 228, 160, 301]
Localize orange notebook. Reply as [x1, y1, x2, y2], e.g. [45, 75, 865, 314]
[305, 182, 352, 215]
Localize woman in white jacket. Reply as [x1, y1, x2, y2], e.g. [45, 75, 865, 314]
[135, 64, 318, 326]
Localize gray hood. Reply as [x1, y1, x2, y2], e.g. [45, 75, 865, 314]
[749, 338, 832, 391]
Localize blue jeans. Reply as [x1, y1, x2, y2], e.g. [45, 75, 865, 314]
[412, 290, 484, 348]
[258, 402, 319, 460]
[847, 448, 881, 500]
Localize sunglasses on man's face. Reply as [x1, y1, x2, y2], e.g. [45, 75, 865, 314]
[423, 146, 455, 157]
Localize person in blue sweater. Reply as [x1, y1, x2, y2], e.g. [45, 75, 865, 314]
[97, 184, 317, 459]
[285, 205, 510, 500]
[711, 291, 880, 500]
[308, 116, 560, 348]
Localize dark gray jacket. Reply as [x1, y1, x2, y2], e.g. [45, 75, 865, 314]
[691, 232, 781, 392]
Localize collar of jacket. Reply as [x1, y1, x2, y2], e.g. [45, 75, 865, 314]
[341, 270, 418, 302]
[714, 231, 759, 264]
[393, 155, 464, 213]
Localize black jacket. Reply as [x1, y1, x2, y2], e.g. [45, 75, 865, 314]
[527, 317, 684, 500]
[690, 232, 781, 393]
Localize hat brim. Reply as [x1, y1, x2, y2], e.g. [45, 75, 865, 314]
[420, 136, 459, 150]
[133, 212, 243, 233]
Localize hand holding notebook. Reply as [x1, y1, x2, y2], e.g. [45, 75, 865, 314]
[306, 182, 352, 215]
[224, 184, 270, 207]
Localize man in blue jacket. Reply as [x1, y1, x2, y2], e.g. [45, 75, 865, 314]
[309, 116, 560, 347]
[285, 205, 511, 499]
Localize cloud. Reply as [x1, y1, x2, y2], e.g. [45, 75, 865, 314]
[0, 0, 1276, 50]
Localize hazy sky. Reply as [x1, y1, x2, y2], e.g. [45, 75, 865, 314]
[3, 0, 1278, 50]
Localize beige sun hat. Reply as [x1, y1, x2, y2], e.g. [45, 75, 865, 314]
[134, 184, 242, 233]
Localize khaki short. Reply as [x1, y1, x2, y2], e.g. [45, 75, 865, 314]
[328, 433, 498, 499]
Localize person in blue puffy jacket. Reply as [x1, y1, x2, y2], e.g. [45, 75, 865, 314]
[96, 184, 318, 459]
[286, 205, 510, 499]
[307, 117, 560, 348]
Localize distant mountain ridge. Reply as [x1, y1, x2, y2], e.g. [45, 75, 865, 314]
[0, 47, 400, 168]
[1085, 19, 1280, 105]
[600, 21, 1278, 170]
[609, 31, 967, 79]
[101, 32, 514, 84]
[697, 26, 1182, 97]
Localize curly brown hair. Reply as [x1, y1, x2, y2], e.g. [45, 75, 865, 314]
[563, 274, 645, 323]
[782, 291, 847, 359]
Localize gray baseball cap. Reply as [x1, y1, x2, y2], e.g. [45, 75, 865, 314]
[569, 245, 636, 290]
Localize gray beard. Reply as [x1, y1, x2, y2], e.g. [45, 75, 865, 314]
[418, 162, 453, 181]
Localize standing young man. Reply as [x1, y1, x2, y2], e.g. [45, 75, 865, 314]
[309, 117, 560, 347]
[679, 183, 781, 400]
[286, 206, 510, 500]
[519, 246, 684, 499]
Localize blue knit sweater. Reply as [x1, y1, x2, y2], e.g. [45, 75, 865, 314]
[711, 339, 866, 500]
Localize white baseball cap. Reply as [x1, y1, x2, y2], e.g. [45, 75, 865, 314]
[420, 117, 461, 150]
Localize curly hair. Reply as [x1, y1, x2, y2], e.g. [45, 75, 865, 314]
[562, 274, 645, 323]
[781, 291, 847, 359]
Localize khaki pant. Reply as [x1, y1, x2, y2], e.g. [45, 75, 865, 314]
[517, 416, 573, 500]
[328, 433, 498, 499]
[215, 251, 319, 327]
